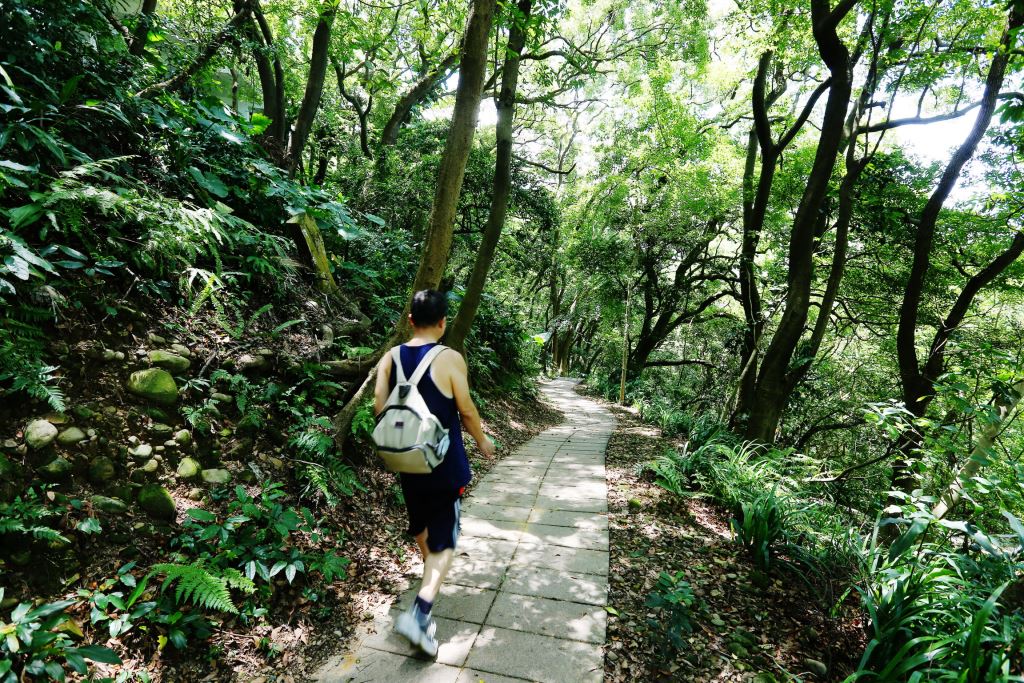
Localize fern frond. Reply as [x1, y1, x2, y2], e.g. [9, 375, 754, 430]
[149, 563, 239, 614]
[219, 567, 256, 594]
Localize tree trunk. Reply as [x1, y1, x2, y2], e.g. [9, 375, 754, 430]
[332, 57, 373, 159]
[744, 0, 857, 443]
[252, 0, 287, 149]
[332, 0, 496, 446]
[129, 0, 158, 56]
[287, 2, 338, 173]
[890, 5, 1022, 493]
[446, 0, 532, 354]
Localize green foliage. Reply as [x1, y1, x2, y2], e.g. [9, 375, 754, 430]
[148, 563, 255, 615]
[0, 488, 69, 544]
[0, 588, 121, 682]
[174, 482, 347, 592]
[730, 489, 792, 570]
[644, 571, 696, 665]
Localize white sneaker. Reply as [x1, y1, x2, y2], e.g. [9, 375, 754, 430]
[395, 605, 439, 658]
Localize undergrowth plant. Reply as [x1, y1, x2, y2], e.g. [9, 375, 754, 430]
[644, 571, 697, 666]
[0, 488, 69, 544]
[0, 588, 121, 682]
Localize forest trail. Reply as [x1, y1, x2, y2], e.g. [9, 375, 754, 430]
[316, 379, 614, 682]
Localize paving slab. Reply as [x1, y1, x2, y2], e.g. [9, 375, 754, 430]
[396, 584, 498, 624]
[459, 517, 526, 543]
[318, 648, 462, 682]
[361, 616, 480, 667]
[485, 592, 607, 643]
[527, 508, 608, 531]
[521, 523, 607, 550]
[316, 378, 613, 682]
[459, 504, 532, 523]
[445, 558, 510, 590]
[512, 542, 609, 575]
[456, 537, 520, 565]
[533, 495, 608, 514]
[501, 565, 608, 606]
[465, 627, 603, 683]
[454, 669, 529, 683]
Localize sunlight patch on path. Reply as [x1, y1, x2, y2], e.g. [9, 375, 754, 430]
[316, 378, 614, 683]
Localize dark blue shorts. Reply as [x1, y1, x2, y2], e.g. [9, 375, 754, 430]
[402, 485, 462, 553]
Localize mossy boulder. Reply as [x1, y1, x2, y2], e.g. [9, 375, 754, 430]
[39, 457, 72, 481]
[88, 456, 116, 483]
[0, 453, 14, 480]
[90, 494, 128, 514]
[127, 369, 179, 405]
[56, 427, 87, 446]
[176, 457, 201, 480]
[148, 350, 191, 373]
[200, 468, 231, 485]
[137, 484, 176, 520]
[25, 420, 58, 449]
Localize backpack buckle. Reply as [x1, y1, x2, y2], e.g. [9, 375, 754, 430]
[399, 384, 411, 399]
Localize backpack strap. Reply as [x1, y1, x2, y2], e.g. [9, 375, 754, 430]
[390, 346, 407, 383]
[408, 345, 448, 386]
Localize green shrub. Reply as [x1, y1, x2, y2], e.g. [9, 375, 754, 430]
[0, 588, 121, 682]
[0, 488, 69, 544]
[730, 489, 792, 570]
[644, 571, 696, 665]
[174, 482, 348, 591]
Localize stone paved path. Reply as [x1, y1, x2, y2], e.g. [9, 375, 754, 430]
[317, 378, 614, 683]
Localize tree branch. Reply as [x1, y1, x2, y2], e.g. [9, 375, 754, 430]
[136, 4, 251, 98]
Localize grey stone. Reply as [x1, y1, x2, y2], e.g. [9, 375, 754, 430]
[170, 343, 191, 358]
[173, 429, 192, 447]
[127, 368, 178, 405]
[128, 443, 153, 459]
[396, 585, 496, 625]
[237, 353, 267, 371]
[200, 468, 231, 485]
[148, 350, 191, 373]
[210, 392, 232, 403]
[138, 458, 159, 475]
[149, 423, 173, 435]
[455, 537, 518, 565]
[527, 508, 608, 531]
[444, 558, 509, 590]
[25, 420, 58, 449]
[56, 427, 87, 446]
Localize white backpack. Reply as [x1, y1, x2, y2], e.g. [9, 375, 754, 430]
[372, 345, 451, 474]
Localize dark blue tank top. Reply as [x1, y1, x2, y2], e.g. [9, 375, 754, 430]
[388, 343, 471, 493]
